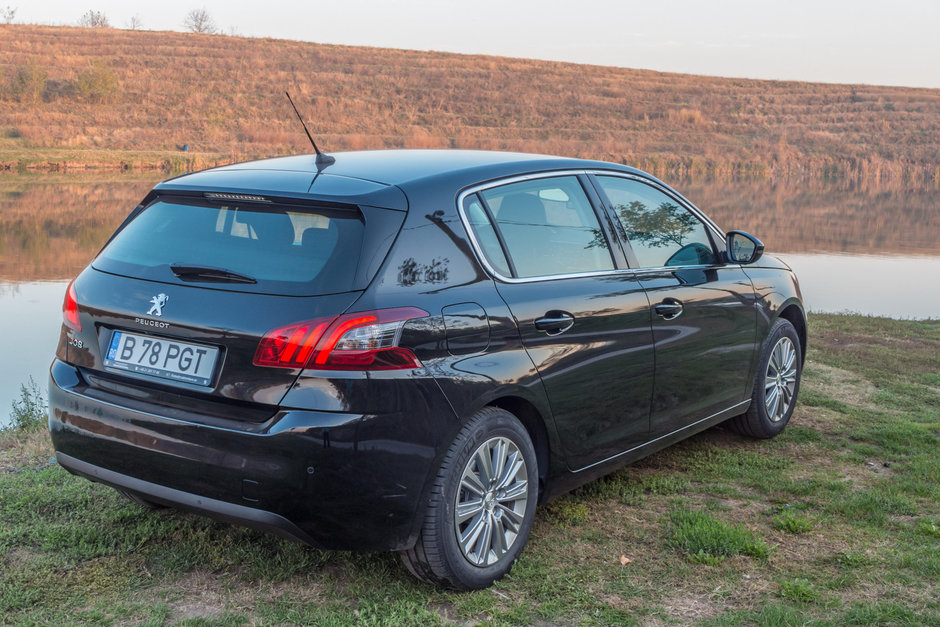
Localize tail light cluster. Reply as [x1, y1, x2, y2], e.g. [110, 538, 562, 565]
[253, 307, 429, 371]
[63, 280, 81, 331]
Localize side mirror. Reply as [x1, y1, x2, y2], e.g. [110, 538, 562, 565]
[725, 231, 764, 264]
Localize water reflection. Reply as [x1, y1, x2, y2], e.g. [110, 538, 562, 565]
[0, 178, 158, 280]
[684, 181, 939, 256]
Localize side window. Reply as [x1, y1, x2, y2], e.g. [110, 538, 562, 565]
[595, 176, 718, 268]
[475, 176, 614, 278]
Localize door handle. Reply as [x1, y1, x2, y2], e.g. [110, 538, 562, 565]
[534, 310, 575, 335]
[654, 298, 684, 320]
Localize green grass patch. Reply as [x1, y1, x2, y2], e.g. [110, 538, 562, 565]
[543, 498, 591, 526]
[772, 511, 813, 534]
[916, 518, 940, 538]
[666, 508, 770, 563]
[829, 484, 918, 525]
[778, 577, 822, 604]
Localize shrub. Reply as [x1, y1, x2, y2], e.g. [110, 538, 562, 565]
[74, 61, 119, 103]
[7, 58, 47, 103]
[7, 377, 48, 432]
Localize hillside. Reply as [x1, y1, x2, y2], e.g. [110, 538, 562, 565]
[1, 24, 938, 184]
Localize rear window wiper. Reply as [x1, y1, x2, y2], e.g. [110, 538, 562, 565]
[170, 264, 257, 284]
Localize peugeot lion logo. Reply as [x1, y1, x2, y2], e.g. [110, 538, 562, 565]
[147, 293, 169, 317]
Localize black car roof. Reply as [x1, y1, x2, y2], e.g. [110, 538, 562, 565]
[155, 150, 646, 209]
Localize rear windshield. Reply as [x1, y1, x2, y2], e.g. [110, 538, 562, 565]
[93, 198, 365, 296]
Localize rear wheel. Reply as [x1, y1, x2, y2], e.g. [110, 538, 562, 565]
[400, 407, 538, 589]
[728, 318, 802, 438]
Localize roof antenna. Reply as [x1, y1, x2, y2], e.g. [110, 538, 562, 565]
[285, 91, 335, 168]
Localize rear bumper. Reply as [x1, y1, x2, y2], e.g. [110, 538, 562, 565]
[48, 358, 455, 551]
[55, 451, 319, 545]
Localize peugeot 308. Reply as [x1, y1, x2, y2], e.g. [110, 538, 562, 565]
[49, 150, 806, 589]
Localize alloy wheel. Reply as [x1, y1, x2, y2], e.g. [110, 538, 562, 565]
[454, 436, 529, 567]
[764, 336, 798, 422]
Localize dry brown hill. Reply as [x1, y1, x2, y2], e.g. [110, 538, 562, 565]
[1, 24, 938, 184]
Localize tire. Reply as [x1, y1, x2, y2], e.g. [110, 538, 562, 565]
[728, 318, 802, 438]
[400, 407, 538, 590]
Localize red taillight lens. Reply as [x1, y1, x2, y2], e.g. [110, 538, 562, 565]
[253, 307, 429, 371]
[63, 280, 81, 331]
[252, 318, 332, 368]
[312, 307, 429, 370]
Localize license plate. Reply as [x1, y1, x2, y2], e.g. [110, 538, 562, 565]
[105, 330, 219, 387]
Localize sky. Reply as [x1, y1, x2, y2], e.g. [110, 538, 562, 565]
[12, 0, 940, 89]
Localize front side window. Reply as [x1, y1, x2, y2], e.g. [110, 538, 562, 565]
[469, 176, 614, 279]
[595, 176, 718, 268]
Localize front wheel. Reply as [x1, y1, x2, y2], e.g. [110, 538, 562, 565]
[400, 407, 538, 589]
[728, 318, 802, 438]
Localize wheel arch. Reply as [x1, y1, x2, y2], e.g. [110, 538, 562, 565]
[488, 395, 551, 503]
[777, 302, 807, 365]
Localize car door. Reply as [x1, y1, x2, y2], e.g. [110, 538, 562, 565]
[460, 173, 655, 470]
[591, 174, 759, 437]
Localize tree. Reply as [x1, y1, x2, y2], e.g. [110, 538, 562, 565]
[615, 200, 699, 248]
[9, 58, 46, 102]
[126, 14, 142, 30]
[74, 60, 119, 103]
[78, 9, 109, 28]
[183, 8, 217, 34]
[1, 5, 16, 23]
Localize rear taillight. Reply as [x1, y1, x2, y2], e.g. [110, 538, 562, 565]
[253, 307, 429, 371]
[252, 318, 332, 368]
[63, 280, 81, 331]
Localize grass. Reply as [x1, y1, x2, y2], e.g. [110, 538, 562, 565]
[667, 509, 770, 564]
[772, 510, 814, 535]
[1, 312, 938, 625]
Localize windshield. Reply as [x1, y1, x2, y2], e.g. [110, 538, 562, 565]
[94, 198, 365, 296]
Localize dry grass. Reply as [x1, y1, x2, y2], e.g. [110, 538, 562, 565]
[0, 428, 51, 471]
[0, 24, 938, 184]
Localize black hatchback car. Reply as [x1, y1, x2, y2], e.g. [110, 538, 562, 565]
[49, 150, 805, 589]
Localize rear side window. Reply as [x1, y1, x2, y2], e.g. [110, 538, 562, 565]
[467, 176, 614, 279]
[94, 198, 365, 296]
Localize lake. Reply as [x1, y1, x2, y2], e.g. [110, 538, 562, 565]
[1, 175, 937, 427]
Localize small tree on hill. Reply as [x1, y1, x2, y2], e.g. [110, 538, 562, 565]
[126, 14, 142, 30]
[74, 60, 119, 103]
[9, 58, 47, 102]
[1, 6, 16, 23]
[184, 8, 217, 34]
[78, 9, 109, 28]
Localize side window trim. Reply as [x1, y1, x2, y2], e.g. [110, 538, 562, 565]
[585, 174, 641, 268]
[588, 171, 726, 270]
[473, 192, 519, 278]
[576, 173, 630, 270]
